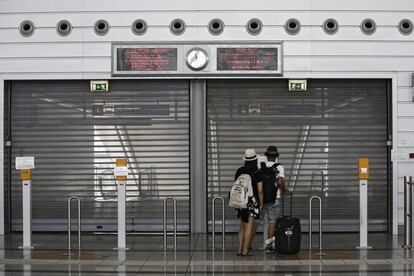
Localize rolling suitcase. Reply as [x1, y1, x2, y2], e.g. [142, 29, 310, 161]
[275, 192, 301, 254]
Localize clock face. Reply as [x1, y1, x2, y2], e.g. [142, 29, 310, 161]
[186, 48, 208, 71]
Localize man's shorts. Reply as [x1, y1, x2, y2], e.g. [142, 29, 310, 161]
[260, 199, 282, 224]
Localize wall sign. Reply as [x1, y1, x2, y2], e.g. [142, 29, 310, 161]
[16, 156, 35, 170]
[112, 43, 282, 77]
[288, 80, 307, 92]
[90, 80, 109, 92]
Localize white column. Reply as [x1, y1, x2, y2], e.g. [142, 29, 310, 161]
[117, 180, 127, 249]
[21, 180, 33, 248]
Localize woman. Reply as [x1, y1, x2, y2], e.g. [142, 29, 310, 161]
[234, 148, 259, 256]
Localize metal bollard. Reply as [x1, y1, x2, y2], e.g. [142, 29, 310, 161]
[212, 197, 225, 250]
[309, 195, 326, 255]
[403, 176, 412, 249]
[67, 196, 81, 250]
[163, 197, 177, 250]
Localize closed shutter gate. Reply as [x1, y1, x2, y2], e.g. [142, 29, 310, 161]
[9, 80, 190, 232]
[207, 79, 389, 232]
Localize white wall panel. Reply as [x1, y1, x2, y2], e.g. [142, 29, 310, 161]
[309, 0, 414, 11]
[0, 43, 84, 58]
[286, 41, 414, 56]
[0, 0, 82, 13]
[82, 0, 197, 12]
[398, 73, 414, 87]
[398, 88, 414, 102]
[283, 57, 312, 72]
[82, 57, 111, 73]
[1, 0, 414, 13]
[0, 58, 82, 73]
[397, 133, 414, 148]
[82, 43, 111, 57]
[0, 29, 85, 43]
[399, 119, 414, 132]
[398, 163, 414, 176]
[398, 103, 414, 117]
[311, 57, 414, 71]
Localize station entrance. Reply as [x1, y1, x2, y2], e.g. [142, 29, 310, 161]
[206, 79, 391, 232]
[5, 80, 190, 232]
[5, 78, 391, 234]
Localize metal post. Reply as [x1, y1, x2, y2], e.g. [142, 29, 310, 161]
[67, 196, 81, 250]
[21, 179, 33, 249]
[309, 195, 326, 255]
[163, 197, 177, 250]
[212, 197, 225, 250]
[403, 176, 412, 249]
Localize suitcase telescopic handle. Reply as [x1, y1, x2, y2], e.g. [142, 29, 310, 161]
[281, 190, 293, 217]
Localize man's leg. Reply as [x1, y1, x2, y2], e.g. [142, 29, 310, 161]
[265, 203, 278, 253]
[268, 223, 276, 240]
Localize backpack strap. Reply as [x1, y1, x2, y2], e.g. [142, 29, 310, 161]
[271, 163, 280, 174]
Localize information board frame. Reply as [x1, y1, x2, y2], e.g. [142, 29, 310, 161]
[112, 42, 283, 77]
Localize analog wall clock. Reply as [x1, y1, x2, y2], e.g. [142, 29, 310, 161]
[185, 48, 209, 71]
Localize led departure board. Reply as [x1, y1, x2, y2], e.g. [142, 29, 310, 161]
[116, 48, 178, 72]
[217, 47, 278, 71]
[112, 43, 283, 76]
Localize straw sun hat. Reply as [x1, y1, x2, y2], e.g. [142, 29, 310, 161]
[243, 148, 258, 161]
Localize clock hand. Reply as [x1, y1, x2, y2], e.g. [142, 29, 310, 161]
[191, 54, 197, 64]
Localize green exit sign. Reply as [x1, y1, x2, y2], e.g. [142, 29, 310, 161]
[288, 80, 307, 92]
[90, 81, 109, 92]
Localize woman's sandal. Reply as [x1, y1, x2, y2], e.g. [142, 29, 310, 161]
[236, 250, 242, 256]
[241, 250, 253, 256]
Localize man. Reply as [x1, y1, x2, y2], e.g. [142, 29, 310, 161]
[256, 145, 286, 254]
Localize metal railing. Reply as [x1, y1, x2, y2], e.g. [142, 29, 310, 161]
[212, 196, 225, 250]
[163, 197, 177, 249]
[309, 195, 326, 255]
[67, 196, 81, 250]
[310, 170, 325, 193]
[403, 176, 413, 249]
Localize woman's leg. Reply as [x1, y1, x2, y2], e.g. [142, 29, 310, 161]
[248, 219, 259, 250]
[238, 218, 245, 253]
[242, 216, 254, 253]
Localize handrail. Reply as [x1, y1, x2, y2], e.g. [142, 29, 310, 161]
[403, 176, 413, 249]
[212, 196, 225, 250]
[67, 196, 81, 250]
[310, 170, 325, 193]
[163, 197, 177, 249]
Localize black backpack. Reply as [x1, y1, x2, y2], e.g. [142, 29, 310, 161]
[262, 163, 280, 204]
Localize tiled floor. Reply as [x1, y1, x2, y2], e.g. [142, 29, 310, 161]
[0, 232, 413, 275]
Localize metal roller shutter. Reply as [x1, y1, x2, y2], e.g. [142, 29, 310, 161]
[8, 80, 190, 232]
[207, 79, 389, 232]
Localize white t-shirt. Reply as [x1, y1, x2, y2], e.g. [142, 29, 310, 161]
[257, 155, 285, 199]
